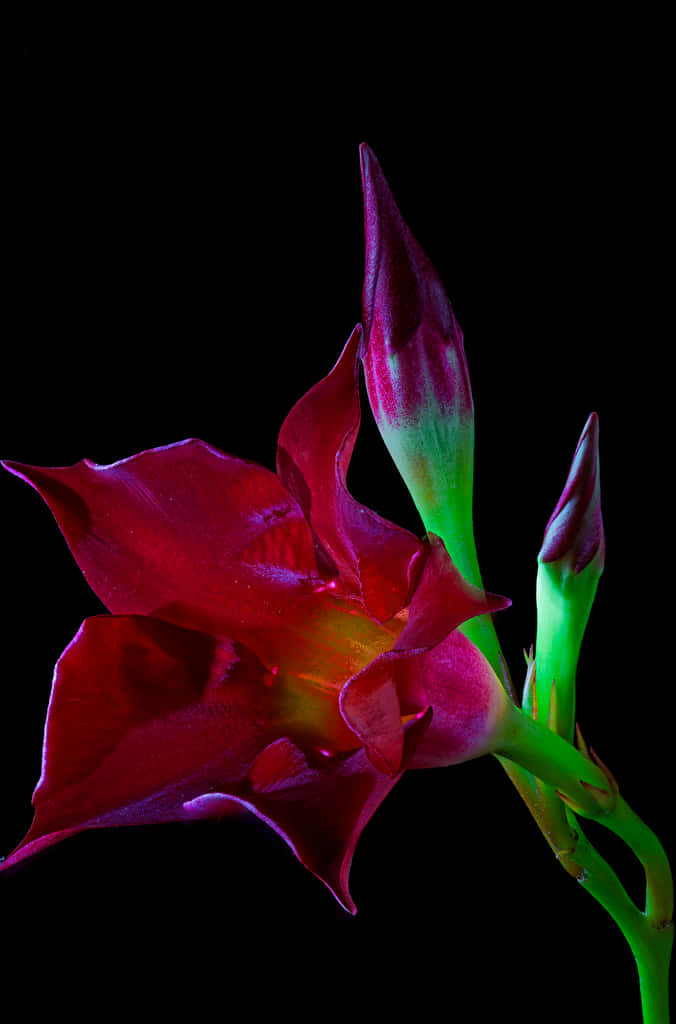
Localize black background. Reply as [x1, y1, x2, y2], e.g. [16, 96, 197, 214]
[3, 21, 672, 1021]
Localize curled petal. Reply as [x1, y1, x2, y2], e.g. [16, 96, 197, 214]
[339, 668, 404, 776]
[405, 631, 510, 770]
[277, 325, 424, 622]
[340, 535, 510, 774]
[341, 627, 509, 779]
[231, 721, 430, 914]
[394, 533, 511, 653]
[2, 440, 320, 638]
[0, 615, 278, 871]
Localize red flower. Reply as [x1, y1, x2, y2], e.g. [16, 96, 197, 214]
[1, 326, 510, 913]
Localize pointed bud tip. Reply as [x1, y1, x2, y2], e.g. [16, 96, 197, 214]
[359, 142, 388, 199]
[359, 141, 463, 358]
[359, 141, 374, 178]
[538, 412, 604, 574]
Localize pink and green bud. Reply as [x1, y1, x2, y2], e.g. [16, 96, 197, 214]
[535, 413, 605, 741]
[359, 143, 475, 561]
[359, 145, 504, 675]
[538, 411, 605, 580]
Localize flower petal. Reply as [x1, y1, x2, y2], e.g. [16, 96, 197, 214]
[406, 630, 510, 769]
[2, 439, 320, 638]
[231, 722, 429, 914]
[277, 326, 425, 622]
[338, 669, 404, 776]
[342, 627, 509, 779]
[339, 535, 510, 774]
[394, 533, 511, 653]
[0, 614, 279, 871]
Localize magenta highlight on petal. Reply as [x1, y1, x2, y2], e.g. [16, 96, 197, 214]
[182, 793, 240, 818]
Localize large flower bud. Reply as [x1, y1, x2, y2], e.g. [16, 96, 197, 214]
[360, 143, 474, 557]
[359, 143, 504, 675]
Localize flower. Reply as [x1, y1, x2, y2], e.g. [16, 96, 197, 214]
[1, 325, 512, 913]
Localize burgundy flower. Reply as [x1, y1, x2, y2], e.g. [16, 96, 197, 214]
[1, 326, 511, 913]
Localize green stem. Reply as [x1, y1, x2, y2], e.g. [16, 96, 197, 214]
[495, 701, 613, 813]
[604, 798, 674, 928]
[427, 502, 673, 1018]
[497, 705, 673, 911]
[570, 821, 672, 1024]
[446, 536, 545, 810]
[534, 561, 599, 742]
[632, 922, 673, 1024]
[496, 703, 673, 1021]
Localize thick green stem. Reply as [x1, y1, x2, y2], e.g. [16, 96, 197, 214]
[604, 798, 674, 928]
[568, 821, 672, 1024]
[632, 922, 673, 1024]
[636, 926, 673, 1024]
[495, 701, 613, 813]
[534, 561, 600, 742]
[497, 706, 673, 906]
[440, 533, 544, 806]
[496, 702, 673, 1021]
[425, 487, 673, 1019]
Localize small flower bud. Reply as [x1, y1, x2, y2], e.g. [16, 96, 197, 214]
[535, 413, 605, 741]
[538, 412, 605, 578]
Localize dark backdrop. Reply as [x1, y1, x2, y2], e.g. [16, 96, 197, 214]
[3, 26, 672, 1022]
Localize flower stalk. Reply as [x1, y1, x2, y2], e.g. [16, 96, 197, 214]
[358, 142, 672, 1020]
[534, 412, 605, 741]
[528, 412, 673, 1022]
[499, 691, 673, 1021]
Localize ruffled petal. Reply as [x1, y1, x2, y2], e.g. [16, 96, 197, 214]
[338, 667, 404, 776]
[229, 720, 430, 914]
[405, 631, 510, 769]
[0, 614, 279, 871]
[394, 533, 511, 652]
[277, 326, 424, 622]
[2, 439, 320, 638]
[341, 626, 509, 778]
[340, 536, 510, 774]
